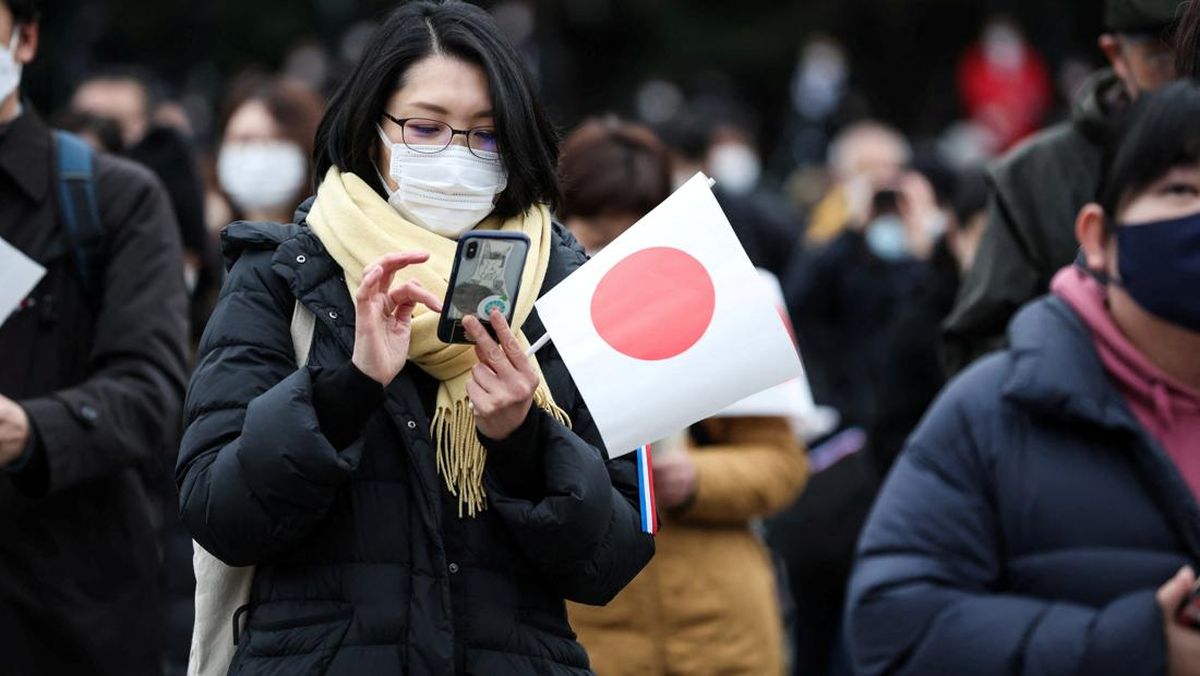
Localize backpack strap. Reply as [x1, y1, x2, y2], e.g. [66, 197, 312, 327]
[52, 130, 106, 305]
[290, 300, 316, 367]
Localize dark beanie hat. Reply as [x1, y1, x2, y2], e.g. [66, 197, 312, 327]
[1106, 0, 1184, 33]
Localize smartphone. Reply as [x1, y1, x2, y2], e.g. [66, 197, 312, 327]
[872, 188, 900, 215]
[437, 231, 531, 344]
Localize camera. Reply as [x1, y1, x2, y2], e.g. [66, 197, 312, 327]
[466, 241, 479, 259]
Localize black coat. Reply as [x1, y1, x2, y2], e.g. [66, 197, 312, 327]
[942, 70, 1121, 372]
[848, 296, 1200, 675]
[178, 218, 654, 675]
[0, 110, 190, 674]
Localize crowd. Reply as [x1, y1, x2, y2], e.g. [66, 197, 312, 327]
[2, 0, 1200, 674]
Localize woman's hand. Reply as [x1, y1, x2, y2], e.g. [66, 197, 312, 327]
[351, 252, 443, 386]
[463, 310, 539, 441]
[653, 452, 698, 510]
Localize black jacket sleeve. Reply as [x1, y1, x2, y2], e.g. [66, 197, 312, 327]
[17, 156, 188, 496]
[177, 250, 365, 566]
[482, 385, 655, 606]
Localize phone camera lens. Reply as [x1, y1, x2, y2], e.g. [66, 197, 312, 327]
[466, 242, 478, 259]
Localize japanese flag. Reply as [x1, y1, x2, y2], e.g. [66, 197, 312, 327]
[534, 173, 803, 457]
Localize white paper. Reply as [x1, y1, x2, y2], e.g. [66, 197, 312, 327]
[0, 237, 45, 327]
[536, 173, 803, 457]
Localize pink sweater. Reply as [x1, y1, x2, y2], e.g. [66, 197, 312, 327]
[1052, 266, 1200, 499]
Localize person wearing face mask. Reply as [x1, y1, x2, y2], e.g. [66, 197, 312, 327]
[215, 75, 324, 225]
[556, 117, 672, 255]
[847, 81, 1200, 676]
[943, 0, 1183, 374]
[557, 117, 808, 676]
[178, 3, 653, 675]
[0, 1, 190, 674]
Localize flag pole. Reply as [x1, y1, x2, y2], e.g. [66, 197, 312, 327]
[525, 333, 551, 357]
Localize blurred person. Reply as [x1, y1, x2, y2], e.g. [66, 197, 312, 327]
[662, 108, 800, 279]
[804, 121, 911, 247]
[776, 36, 867, 174]
[773, 162, 952, 676]
[867, 167, 988, 474]
[0, 0, 190, 673]
[72, 66, 220, 346]
[73, 68, 207, 281]
[558, 117, 808, 676]
[955, 16, 1053, 152]
[848, 80, 1200, 676]
[177, 2, 653, 674]
[557, 117, 672, 255]
[216, 75, 324, 224]
[943, 0, 1183, 372]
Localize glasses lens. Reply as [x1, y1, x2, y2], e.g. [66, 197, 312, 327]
[402, 119, 451, 153]
[468, 129, 499, 156]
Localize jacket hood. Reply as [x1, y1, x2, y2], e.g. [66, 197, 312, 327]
[1072, 69, 1127, 143]
[1002, 294, 1141, 433]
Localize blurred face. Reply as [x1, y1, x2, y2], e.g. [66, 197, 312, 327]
[72, 78, 149, 147]
[0, 5, 38, 121]
[376, 54, 494, 192]
[218, 99, 307, 218]
[1101, 33, 1177, 98]
[223, 100, 283, 144]
[838, 129, 908, 190]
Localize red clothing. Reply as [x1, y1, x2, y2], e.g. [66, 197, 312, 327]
[956, 44, 1051, 150]
[1052, 266, 1200, 498]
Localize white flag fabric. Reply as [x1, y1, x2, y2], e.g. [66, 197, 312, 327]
[0, 237, 45, 328]
[716, 269, 839, 441]
[535, 173, 803, 457]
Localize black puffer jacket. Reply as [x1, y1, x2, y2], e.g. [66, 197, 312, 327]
[178, 216, 654, 675]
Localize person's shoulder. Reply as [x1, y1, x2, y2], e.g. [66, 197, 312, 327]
[905, 349, 1017, 459]
[991, 121, 1098, 185]
[543, 221, 588, 290]
[92, 149, 166, 198]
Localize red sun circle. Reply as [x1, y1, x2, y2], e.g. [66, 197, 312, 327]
[590, 247, 716, 361]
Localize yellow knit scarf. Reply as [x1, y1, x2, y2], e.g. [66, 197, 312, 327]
[307, 167, 570, 516]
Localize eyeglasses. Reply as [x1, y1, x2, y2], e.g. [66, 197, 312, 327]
[381, 113, 500, 158]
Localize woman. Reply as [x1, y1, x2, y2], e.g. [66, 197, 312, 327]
[213, 75, 324, 226]
[558, 118, 808, 675]
[177, 3, 654, 674]
[846, 81, 1200, 676]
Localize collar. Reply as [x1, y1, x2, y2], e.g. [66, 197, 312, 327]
[1002, 295, 1142, 434]
[0, 104, 50, 203]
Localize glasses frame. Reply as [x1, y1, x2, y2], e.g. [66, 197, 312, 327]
[381, 113, 500, 159]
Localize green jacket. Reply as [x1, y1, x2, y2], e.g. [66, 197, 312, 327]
[942, 69, 1124, 373]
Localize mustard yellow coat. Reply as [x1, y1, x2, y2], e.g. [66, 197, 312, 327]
[569, 417, 808, 675]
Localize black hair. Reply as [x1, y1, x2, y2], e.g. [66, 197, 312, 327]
[3, 0, 38, 24]
[314, 0, 559, 217]
[1098, 80, 1200, 217]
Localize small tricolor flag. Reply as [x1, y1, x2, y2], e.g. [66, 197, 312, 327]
[635, 445, 658, 535]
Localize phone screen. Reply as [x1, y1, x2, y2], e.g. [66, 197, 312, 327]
[439, 233, 530, 343]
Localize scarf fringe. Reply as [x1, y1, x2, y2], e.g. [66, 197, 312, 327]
[433, 383, 572, 517]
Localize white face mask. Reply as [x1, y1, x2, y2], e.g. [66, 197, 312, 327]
[0, 30, 23, 103]
[708, 144, 762, 196]
[377, 126, 507, 238]
[218, 141, 307, 215]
